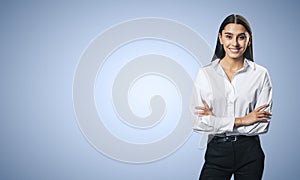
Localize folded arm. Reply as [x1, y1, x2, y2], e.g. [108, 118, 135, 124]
[191, 69, 272, 135]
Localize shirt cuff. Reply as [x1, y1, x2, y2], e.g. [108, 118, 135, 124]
[193, 115, 234, 134]
[214, 116, 235, 133]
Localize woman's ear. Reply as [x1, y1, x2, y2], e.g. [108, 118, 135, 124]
[218, 33, 223, 45]
[248, 39, 251, 46]
[247, 34, 251, 46]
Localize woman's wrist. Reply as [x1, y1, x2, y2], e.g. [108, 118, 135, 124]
[234, 117, 243, 127]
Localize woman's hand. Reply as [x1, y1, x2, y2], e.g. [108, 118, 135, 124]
[235, 104, 272, 127]
[194, 100, 213, 116]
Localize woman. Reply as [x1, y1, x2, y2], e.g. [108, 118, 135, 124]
[191, 14, 272, 180]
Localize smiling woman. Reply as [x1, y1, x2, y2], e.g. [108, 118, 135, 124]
[191, 14, 273, 180]
[219, 24, 250, 63]
[213, 14, 254, 62]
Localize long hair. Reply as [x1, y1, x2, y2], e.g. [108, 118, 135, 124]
[212, 14, 254, 61]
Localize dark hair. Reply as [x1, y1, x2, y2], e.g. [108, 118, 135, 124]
[212, 14, 254, 61]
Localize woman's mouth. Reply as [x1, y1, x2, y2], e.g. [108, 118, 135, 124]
[229, 48, 240, 53]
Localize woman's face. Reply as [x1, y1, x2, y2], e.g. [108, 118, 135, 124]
[219, 23, 250, 60]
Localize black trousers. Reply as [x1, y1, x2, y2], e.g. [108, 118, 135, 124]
[199, 135, 265, 180]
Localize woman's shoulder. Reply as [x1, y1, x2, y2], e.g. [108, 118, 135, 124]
[246, 59, 269, 74]
[196, 62, 216, 77]
[200, 60, 218, 70]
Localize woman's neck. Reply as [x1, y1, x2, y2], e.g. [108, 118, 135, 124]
[219, 56, 244, 82]
[220, 56, 244, 71]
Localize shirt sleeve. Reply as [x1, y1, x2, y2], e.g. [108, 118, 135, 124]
[190, 69, 235, 134]
[238, 70, 273, 135]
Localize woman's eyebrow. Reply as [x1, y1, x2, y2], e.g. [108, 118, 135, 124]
[224, 32, 233, 35]
[224, 32, 246, 36]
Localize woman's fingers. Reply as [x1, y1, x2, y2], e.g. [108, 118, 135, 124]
[195, 106, 205, 110]
[257, 117, 270, 122]
[195, 100, 210, 110]
[202, 100, 210, 109]
[264, 111, 272, 116]
[194, 111, 204, 116]
[194, 101, 212, 116]
[255, 104, 269, 112]
[194, 105, 211, 116]
[263, 112, 272, 117]
[257, 111, 272, 118]
[194, 111, 209, 116]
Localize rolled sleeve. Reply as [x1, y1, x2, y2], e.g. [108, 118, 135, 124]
[190, 68, 235, 134]
[239, 70, 273, 135]
[192, 115, 234, 134]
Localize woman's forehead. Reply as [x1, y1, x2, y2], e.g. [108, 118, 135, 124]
[222, 23, 247, 34]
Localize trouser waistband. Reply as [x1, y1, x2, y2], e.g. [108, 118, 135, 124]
[210, 135, 258, 143]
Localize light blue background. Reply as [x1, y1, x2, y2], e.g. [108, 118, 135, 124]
[1, 0, 299, 179]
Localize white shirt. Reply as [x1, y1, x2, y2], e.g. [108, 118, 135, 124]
[190, 58, 272, 136]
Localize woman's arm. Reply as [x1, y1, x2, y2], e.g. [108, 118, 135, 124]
[235, 70, 273, 135]
[234, 104, 271, 127]
[191, 68, 235, 134]
[192, 68, 272, 135]
[192, 100, 235, 134]
[194, 102, 271, 134]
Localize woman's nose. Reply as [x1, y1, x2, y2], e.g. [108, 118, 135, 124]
[232, 38, 239, 46]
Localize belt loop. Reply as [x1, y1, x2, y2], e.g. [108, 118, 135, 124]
[233, 136, 237, 142]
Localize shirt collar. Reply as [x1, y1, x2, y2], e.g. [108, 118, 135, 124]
[245, 58, 256, 70]
[212, 58, 256, 76]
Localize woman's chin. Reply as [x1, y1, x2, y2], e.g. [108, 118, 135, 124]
[227, 53, 243, 60]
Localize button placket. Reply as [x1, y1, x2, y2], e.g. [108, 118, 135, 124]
[224, 79, 235, 117]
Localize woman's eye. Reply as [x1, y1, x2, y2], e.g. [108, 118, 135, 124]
[225, 35, 232, 39]
[238, 35, 246, 40]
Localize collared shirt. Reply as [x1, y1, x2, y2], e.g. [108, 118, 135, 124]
[190, 59, 272, 136]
